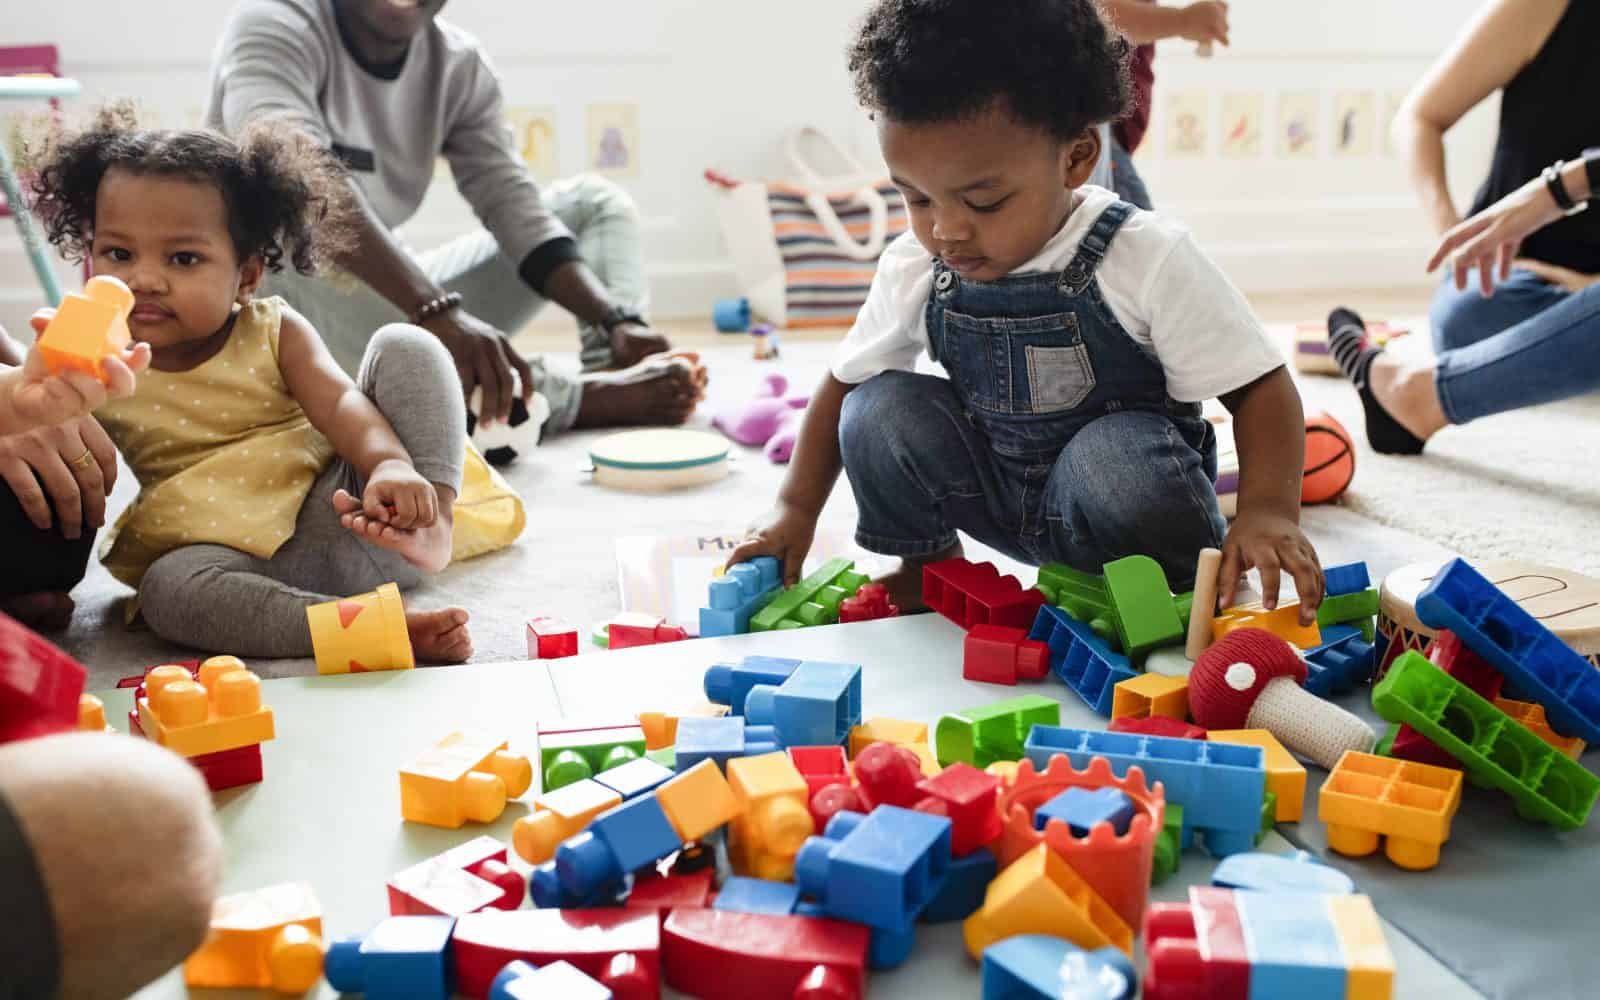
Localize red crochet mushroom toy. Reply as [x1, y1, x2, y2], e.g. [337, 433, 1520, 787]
[1188, 627, 1375, 770]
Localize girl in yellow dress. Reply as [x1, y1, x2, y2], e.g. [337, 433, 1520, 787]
[29, 107, 472, 663]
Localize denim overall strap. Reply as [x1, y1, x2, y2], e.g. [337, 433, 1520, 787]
[1059, 200, 1136, 296]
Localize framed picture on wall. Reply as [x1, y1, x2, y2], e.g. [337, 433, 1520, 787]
[1164, 90, 1209, 158]
[1333, 91, 1376, 158]
[587, 103, 640, 178]
[1220, 92, 1264, 158]
[507, 105, 561, 181]
[1277, 90, 1319, 160]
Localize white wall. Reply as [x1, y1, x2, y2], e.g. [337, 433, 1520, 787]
[2, 0, 1495, 331]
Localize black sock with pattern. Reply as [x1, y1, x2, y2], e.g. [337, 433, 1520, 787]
[1327, 307, 1425, 455]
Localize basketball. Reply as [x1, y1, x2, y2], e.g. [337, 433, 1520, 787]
[1303, 411, 1356, 504]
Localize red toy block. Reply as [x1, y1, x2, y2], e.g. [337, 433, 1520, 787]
[624, 867, 716, 924]
[1391, 630, 1504, 767]
[451, 908, 660, 1000]
[914, 762, 1002, 857]
[922, 559, 1047, 631]
[809, 783, 865, 832]
[788, 745, 851, 799]
[388, 836, 524, 918]
[1144, 886, 1251, 1000]
[838, 583, 900, 624]
[1109, 716, 1208, 740]
[527, 617, 580, 659]
[661, 909, 869, 1000]
[852, 741, 925, 811]
[963, 624, 1050, 685]
[191, 742, 264, 792]
[0, 613, 88, 744]
[606, 613, 690, 650]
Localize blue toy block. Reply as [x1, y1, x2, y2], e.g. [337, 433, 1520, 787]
[1033, 786, 1135, 836]
[921, 847, 997, 924]
[868, 924, 918, 970]
[1024, 725, 1265, 858]
[674, 716, 745, 772]
[592, 757, 675, 800]
[699, 558, 781, 637]
[527, 861, 626, 909]
[1028, 606, 1137, 716]
[555, 794, 681, 899]
[745, 659, 863, 747]
[1416, 557, 1600, 743]
[324, 916, 455, 1000]
[1303, 624, 1376, 697]
[1211, 850, 1355, 896]
[981, 935, 1137, 1000]
[1323, 562, 1371, 597]
[1234, 890, 1348, 1000]
[713, 876, 802, 916]
[491, 960, 612, 1000]
[794, 807, 952, 942]
[703, 656, 801, 714]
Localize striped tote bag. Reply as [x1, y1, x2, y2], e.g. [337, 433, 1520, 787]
[707, 128, 908, 329]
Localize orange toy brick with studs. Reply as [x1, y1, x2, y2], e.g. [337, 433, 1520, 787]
[1110, 674, 1189, 724]
[136, 657, 275, 757]
[1318, 751, 1463, 870]
[993, 754, 1164, 931]
[400, 731, 533, 829]
[36, 274, 134, 380]
[183, 882, 325, 993]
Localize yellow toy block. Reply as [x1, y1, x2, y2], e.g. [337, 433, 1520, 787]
[306, 582, 415, 675]
[1326, 894, 1396, 1000]
[848, 716, 928, 757]
[655, 758, 742, 842]
[37, 275, 133, 380]
[1110, 673, 1189, 723]
[727, 752, 815, 881]
[512, 779, 622, 864]
[78, 693, 114, 733]
[962, 843, 1133, 959]
[638, 702, 730, 750]
[399, 732, 533, 829]
[1318, 751, 1462, 870]
[183, 881, 325, 993]
[137, 657, 275, 757]
[1494, 696, 1587, 758]
[1208, 729, 1307, 822]
[986, 760, 1021, 784]
[1214, 600, 1322, 649]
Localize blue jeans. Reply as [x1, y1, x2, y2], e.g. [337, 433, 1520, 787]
[838, 370, 1226, 589]
[1430, 271, 1600, 424]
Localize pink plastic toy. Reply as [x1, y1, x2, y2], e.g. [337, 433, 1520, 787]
[713, 374, 809, 464]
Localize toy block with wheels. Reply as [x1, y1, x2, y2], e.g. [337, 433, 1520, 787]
[1034, 562, 1118, 640]
[963, 624, 1049, 685]
[963, 843, 1134, 959]
[839, 582, 900, 623]
[727, 752, 816, 880]
[1372, 652, 1600, 829]
[700, 555, 782, 637]
[750, 558, 870, 631]
[538, 724, 646, 791]
[1211, 850, 1356, 895]
[704, 655, 803, 714]
[981, 934, 1137, 1000]
[934, 693, 1061, 768]
[0, 613, 88, 744]
[526, 617, 580, 659]
[1144, 888, 1394, 1000]
[1028, 606, 1137, 714]
[1102, 554, 1185, 656]
[306, 582, 415, 674]
[1025, 725, 1265, 858]
[136, 657, 275, 757]
[324, 915, 455, 1000]
[488, 961, 610, 1000]
[183, 882, 326, 993]
[1207, 729, 1306, 822]
[1320, 752, 1464, 870]
[923, 558, 1046, 631]
[387, 836, 524, 918]
[36, 274, 133, 379]
[1110, 673, 1189, 724]
[605, 612, 689, 650]
[400, 732, 532, 829]
[660, 909, 869, 1000]
[451, 908, 660, 1000]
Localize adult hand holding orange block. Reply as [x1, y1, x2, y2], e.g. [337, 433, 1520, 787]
[33, 275, 140, 380]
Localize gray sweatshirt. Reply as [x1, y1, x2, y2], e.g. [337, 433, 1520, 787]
[205, 0, 579, 289]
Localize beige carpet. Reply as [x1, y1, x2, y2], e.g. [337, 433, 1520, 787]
[51, 317, 1584, 689]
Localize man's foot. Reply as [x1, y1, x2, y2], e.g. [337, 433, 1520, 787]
[1327, 307, 1438, 454]
[574, 351, 708, 428]
[0, 591, 75, 631]
[331, 489, 454, 574]
[406, 606, 473, 663]
[874, 544, 964, 615]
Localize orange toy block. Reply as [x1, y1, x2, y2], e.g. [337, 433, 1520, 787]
[1110, 674, 1189, 723]
[727, 752, 815, 880]
[848, 717, 940, 776]
[306, 582, 415, 675]
[399, 731, 533, 829]
[37, 275, 133, 380]
[1213, 600, 1322, 649]
[1208, 729, 1307, 823]
[77, 693, 114, 733]
[512, 779, 623, 865]
[1494, 696, 1587, 758]
[638, 702, 730, 750]
[1318, 751, 1463, 870]
[655, 758, 743, 842]
[962, 843, 1134, 960]
[137, 657, 275, 757]
[183, 881, 325, 993]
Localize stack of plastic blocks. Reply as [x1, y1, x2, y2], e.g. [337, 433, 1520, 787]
[749, 558, 870, 632]
[130, 657, 277, 792]
[699, 556, 781, 637]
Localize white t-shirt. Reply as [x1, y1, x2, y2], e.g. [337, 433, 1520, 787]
[832, 186, 1284, 403]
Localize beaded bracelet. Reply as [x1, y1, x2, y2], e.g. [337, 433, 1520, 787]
[409, 291, 464, 325]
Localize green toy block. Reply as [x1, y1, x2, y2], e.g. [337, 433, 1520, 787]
[646, 745, 676, 769]
[934, 694, 1061, 768]
[538, 728, 646, 792]
[1174, 590, 1194, 632]
[1317, 588, 1380, 628]
[1102, 555, 1184, 657]
[1151, 802, 1184, 886]
[1255, 791, 1277, 846]
[1035, 563, 1117, 640]
[592, 622, 610, 648]
[749, 558, 870, 632]
[1372, 651, 1600, 830]
[1374, 723, 1399, 757]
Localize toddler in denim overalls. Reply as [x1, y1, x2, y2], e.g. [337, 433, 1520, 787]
[732, 0, 1326, 621]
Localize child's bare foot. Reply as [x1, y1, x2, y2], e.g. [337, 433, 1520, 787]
[575, 351, 708, 428]
[875, 544, 963, 614]
[0, 591, 75, 631]
[331, 489, 454, 573]
[406, 606, 473, 663]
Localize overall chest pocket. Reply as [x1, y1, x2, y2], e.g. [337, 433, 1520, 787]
[942, 310, 1097, 415]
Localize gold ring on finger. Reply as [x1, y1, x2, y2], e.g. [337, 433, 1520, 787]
[69, 449, 96, 469]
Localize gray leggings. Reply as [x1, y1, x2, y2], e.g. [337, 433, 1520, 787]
[138, 324, 466, 658]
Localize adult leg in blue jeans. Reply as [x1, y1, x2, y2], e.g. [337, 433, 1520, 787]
[1429, 268, 1569, 352]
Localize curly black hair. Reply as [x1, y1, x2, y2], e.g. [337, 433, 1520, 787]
[848, 0, 1132, 141]
[26, 103, 353, 275]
